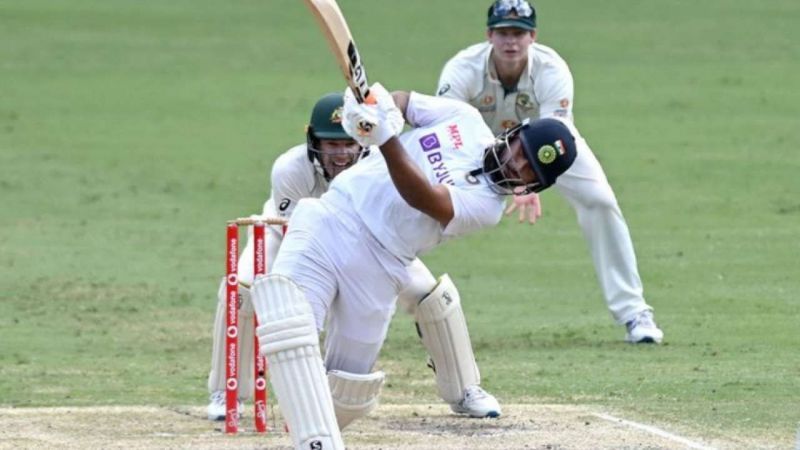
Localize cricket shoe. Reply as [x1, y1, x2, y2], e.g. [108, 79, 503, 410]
[625, 310, 664, 344]
[450, 385, 502, 418]
[207, 390, 243, 421]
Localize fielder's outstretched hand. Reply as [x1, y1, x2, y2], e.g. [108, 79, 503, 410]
[342, 83, 404, 147]
[504, 192, 542, 224]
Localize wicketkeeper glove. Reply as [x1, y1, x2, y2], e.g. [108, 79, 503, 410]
[342, 83, 404, 147]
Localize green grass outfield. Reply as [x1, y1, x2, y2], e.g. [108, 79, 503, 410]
[1, 0, 798, 447]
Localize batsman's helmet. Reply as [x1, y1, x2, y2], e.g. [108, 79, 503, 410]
[306, 93, 367, 181]
[482, 118, 577, 194]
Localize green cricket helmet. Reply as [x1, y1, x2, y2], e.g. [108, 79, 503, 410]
[306, 93, 366, 181]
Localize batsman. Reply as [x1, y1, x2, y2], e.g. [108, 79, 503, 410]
[250, 83, 576, 449]
[206, 92, 501, 425]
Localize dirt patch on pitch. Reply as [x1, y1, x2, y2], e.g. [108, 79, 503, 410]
[0, 404, 724, 449]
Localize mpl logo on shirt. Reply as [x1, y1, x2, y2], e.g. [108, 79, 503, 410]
[447, 124, 463, 149]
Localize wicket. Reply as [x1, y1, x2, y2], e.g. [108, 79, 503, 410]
[224, 216, 288, 434]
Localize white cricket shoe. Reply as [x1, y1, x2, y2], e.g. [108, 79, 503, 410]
[450, 385, 501, 418]
[625, 310, 664, 344]
[207, 390, 243, 421]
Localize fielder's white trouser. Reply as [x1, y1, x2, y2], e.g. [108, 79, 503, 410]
[555, 136, 652, 324]
[207, 201, 284, 396]
[271, 197, 408, 375]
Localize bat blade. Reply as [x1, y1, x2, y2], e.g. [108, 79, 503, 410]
[302, 0, 372, 103]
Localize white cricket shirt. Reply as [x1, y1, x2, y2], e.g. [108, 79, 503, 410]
[268, 144, 329, 218]
[437, 41, 576, 135]
[325, 92, 505, 263]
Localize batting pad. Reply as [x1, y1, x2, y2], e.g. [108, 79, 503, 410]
[252, 274, 344, 450]
[328, 370, 385, 429]
[415, 274, 480, 404]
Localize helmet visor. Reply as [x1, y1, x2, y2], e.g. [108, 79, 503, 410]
[482, 123, 543, 195]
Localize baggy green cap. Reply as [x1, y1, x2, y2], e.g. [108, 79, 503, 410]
[487, 0, 537, 31]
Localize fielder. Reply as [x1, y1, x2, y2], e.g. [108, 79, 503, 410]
[250, 84, 577, 449]
[206, 92, 500, 424]
[436, 0, 663, 343]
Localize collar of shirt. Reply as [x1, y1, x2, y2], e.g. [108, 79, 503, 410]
[483, 44, 535, 97]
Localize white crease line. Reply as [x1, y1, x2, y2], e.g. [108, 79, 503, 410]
[592, 412, 716, 450]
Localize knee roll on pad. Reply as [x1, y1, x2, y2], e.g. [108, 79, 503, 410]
[328, 370, 385, 429]
[252, 274, 344, 450]
[414, 274, 480, 404]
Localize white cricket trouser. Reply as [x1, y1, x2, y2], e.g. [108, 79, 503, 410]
[270, 197, 409, 375]
[555, 136, 652, 324]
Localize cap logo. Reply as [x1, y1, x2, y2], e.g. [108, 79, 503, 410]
[538, 145, 557, 164]
[330, 107, 343, 124]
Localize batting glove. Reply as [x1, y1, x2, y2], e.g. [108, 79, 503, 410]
[342, 83, 404, 147]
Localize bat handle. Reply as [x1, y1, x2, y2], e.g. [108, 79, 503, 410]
[354, 86, 376, 105]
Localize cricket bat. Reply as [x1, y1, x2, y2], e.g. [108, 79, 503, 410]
[301, 0, 375, 104]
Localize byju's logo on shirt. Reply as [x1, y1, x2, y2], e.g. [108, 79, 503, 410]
[419, 133, 441, 151]
[419, 133, 454, 185]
